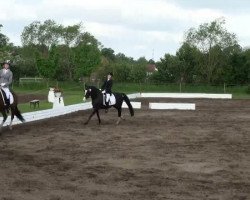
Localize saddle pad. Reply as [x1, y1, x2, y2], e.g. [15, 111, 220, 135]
[109, 94, 116, 105]
[103, 94, 116, 106]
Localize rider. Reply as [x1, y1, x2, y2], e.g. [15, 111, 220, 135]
[101, 72, 113, 107]
[0, 60, 13, 108]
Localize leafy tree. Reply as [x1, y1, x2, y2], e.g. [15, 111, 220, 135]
[129, 57, 148, 83]
[111, 53, 135, 82]
[0, 24, 9, 48]
[227, 50, 250, 84]
[62, 23, 82, 46]
[59, 24, 83, 80]
[12, 45, 40, 80]
[21, 20, 62, 49]
[21, 20, 102, 81]
[101, 48, 115, 61]
[36, 45, 59, 79]
[74, 32, 101, 79]
[148, 59, 155, 64]
[176, 42, 201, 83]
[0, 24, 12, 62]
[113, 63, 131, 82]
[152, 54, 178, 83]
[115, 53, 134, 63]
[184, 18, 238, 83]
[95, 56, 113, 81]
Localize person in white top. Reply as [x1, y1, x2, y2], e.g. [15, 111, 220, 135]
[0, 60, 13, 107]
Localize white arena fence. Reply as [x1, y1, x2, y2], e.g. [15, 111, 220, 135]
[2, 102, 92, 127]
[149, 103, 195, 110]
[141, 93, 232, 99]
[1, 92, 232, 127]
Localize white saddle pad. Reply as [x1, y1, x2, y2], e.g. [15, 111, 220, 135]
[103, 94, 116, 106]
[109, 94, 116, 105]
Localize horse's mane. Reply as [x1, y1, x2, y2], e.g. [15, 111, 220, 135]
[86, 85, 101, 97]
[89, 85, 98, 90]
[87, 85, 99, 92]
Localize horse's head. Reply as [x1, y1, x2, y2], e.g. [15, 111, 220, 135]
[84, 85, 91, 99]
[84, 85, 100, 99]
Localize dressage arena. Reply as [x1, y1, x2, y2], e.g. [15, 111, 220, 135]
[0, 96, 250, 200]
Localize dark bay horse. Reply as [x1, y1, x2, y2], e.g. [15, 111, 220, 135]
[84, 85, 134, 125]
[0, 89, 25, 131]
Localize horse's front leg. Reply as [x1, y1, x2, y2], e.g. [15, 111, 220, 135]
[96, 110, 101, 124]
[8, 109, 15, 130]
[84, 109, 96, 125]
[0, 111, 7, 132]
[0, 120, 4, 132]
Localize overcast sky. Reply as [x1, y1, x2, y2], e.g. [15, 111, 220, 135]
[1, 0, 250, 61]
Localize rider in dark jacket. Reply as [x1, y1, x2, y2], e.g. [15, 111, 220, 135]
[101, 72, 113, 107]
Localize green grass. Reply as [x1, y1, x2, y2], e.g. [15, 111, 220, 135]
[12, 81, 86, 113]
[11, 82, 250, 113]
[18, 100, 53, 113]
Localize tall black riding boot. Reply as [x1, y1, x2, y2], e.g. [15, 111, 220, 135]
[5, 99, 10, 113]
[105, 101, 109, 113]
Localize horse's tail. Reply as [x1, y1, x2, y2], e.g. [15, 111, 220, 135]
[122, 94, 134, 116]
[14, 106, 25, 122]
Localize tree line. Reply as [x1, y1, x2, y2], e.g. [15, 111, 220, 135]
[0, 18, 249, 85]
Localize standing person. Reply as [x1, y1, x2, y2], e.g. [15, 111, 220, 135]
[0, 60, 13, 108]
[101, 72, 113, 107]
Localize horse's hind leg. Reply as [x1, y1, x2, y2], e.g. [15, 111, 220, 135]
[116, 108, 123, 125]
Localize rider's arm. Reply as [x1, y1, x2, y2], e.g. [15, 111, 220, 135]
[101, 80, 106, 90]
[106, 80, 112, 92]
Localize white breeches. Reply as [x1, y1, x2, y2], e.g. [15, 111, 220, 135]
[106, 93, 111, 102]
[2, 87, 14, 104]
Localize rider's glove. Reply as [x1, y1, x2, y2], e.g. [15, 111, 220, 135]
[0, 83, 5, 87]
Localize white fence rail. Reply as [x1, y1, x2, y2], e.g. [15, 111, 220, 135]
[141, 93, 232, 99]
[122, 102, 141, 109]
[19, 77, 45, 84]
[2, 102, 92, 127]
[1, 92, 232, 127]
[149, 103, 195, 110]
